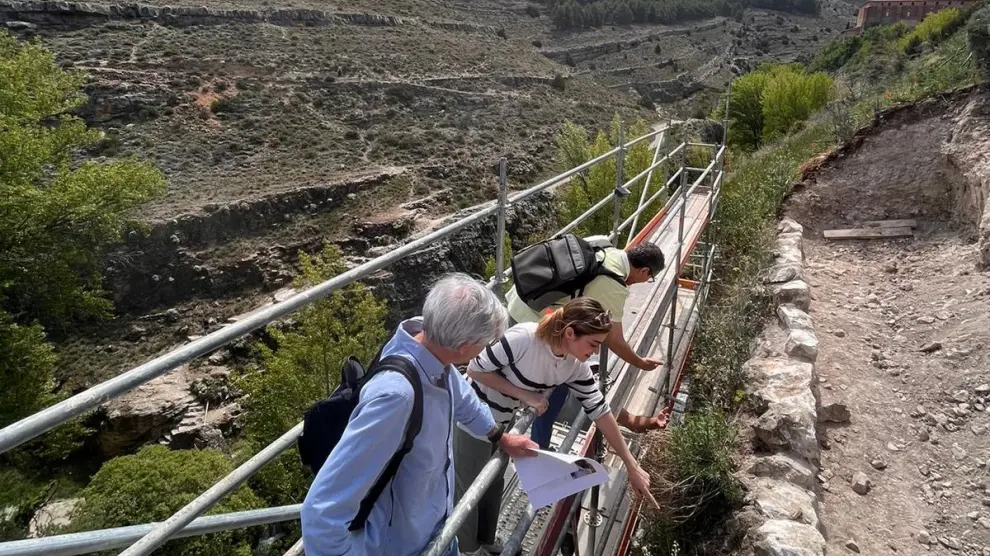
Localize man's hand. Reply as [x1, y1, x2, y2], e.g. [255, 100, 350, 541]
[499, 433, 538, 458]
[637, 357, 663, 371]
[520, 391, 549, 415]
[628, 463, 660, 510]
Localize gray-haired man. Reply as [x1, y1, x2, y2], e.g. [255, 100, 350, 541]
[301, 273, 537, 556]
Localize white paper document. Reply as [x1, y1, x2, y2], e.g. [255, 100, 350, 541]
[514, 449, 609, 509]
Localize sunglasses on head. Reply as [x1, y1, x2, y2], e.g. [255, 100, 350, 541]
[592, 310, 613, 327]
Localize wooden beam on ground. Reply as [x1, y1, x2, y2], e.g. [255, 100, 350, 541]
[823, 226, 914, 240]
[861, 219, 918, 229]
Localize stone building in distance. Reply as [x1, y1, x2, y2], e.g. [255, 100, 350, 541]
[854, 0, 980, 30]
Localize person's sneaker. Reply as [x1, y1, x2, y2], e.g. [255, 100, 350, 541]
[480, 542, 503, 554]
[560, 531, 576, 556]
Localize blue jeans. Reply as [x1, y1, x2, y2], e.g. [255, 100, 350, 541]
[530, 384, 570, 450]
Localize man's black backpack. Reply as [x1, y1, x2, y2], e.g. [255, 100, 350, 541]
[297, 352, 423, 531]
[511, 234, 625, 312]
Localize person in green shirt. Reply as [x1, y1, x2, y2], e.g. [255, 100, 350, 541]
[505, 237, 668, 449]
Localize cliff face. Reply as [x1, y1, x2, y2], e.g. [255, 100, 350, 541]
[942, 90, 990, 267]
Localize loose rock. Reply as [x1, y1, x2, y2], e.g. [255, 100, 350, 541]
[852, 472, 872, 495]
[820, 402, 851, 424]
[938, 537, 962, 550]
[919, 341, 943, 354]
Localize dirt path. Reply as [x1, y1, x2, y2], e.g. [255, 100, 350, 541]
[803, 233, 990, 555]
[783, 98, 990, 555]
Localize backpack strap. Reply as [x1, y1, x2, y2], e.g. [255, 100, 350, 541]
[348, 355, 424, 531]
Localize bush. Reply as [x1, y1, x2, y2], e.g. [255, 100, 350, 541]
[640, 410, 742, 552]
[968, 4, 990, 78]
[69, 446, 262, 556]
[0, 311, 90, 468]
[900, 8, 966, 53]
[722, 64, 834, 150]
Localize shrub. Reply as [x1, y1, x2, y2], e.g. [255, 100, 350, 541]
[968, 4, 990, 78]
[722, 64, 833, 150]
[69, 446, 262, 556]
[640, 410, 743, 552]
[900, 8, 965, 53]
[525, 4, 540, 17]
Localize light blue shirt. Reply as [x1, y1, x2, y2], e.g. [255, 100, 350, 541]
[301, 318, 497, 556]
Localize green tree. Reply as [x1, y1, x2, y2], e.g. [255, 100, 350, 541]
[726, 70, 770, 150]
[0, 32, 165, 327]
[725, 64, 833, 149]
[761, 65, 833, 141]
[69, 446, 262, 556]
[614, 2, 635, 24]
[238, 244, 388, 504]
[555, 117, 664, 243]
[0, 32, 162, 474]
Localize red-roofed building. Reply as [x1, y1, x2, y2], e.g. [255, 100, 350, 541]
[854, 0, 980, 30]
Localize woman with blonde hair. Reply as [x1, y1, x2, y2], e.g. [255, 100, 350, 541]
[453, 297, 659, 555]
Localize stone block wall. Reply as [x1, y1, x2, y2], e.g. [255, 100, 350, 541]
[735, 217, 827, 556]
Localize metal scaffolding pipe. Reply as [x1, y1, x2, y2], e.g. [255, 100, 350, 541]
[0, 505, 301, 556]
[421, 412, 536, 556]
[282, 538, 304, 556]
[118, 423, 304, 556]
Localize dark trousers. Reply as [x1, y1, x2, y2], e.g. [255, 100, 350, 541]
[454, 426, 502, 551]
[529, 384, 570, 450]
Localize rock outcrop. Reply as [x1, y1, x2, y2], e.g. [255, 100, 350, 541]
[736, 218, 827, 556]
[96, 363, 240, 456]
[942, 89, 990, 268]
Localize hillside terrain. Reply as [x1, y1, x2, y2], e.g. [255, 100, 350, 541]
[2, 0, 858, 393]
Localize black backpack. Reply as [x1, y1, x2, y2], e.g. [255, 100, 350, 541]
[297, 352, 423, 531]
[510, 234, 625, 312]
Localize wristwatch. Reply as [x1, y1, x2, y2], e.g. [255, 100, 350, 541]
[487, 424, 505, 445]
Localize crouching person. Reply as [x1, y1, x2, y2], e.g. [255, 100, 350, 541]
[301, 273, 538, 556]
[454, 297, 659, 555]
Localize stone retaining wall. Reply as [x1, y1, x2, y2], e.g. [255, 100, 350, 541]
[734, 217, 827, 556]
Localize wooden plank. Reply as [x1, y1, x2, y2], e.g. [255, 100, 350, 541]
[861, 219, 918, 229]
[823, 226, 914, 239]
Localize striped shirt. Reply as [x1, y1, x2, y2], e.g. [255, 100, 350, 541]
[465, 322, 610, 426]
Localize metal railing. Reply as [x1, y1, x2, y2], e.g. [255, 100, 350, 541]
[0, 90, 731, 555]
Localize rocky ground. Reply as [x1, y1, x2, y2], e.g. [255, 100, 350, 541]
[782, 88, 990, 555]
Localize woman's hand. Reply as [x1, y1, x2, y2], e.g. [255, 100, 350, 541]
[628, 463, 660, 510]
[520, 391, 549, 415]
